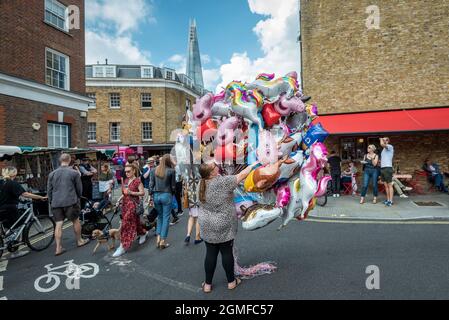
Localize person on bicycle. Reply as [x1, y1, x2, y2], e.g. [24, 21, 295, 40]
[0, 167, 47, 229]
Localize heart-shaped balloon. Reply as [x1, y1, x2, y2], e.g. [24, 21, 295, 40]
[214, 143, 236, 163]
[261, 104, 281, 127]
[197, 119, 217, 142]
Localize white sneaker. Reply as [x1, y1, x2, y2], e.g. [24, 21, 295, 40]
[337, 194, 340, 197]
[112, 245, 126, 257]
[400, 194, 408, 198]
[139, 232, 149, 245]
[333, 194, 337, 198]
[404, 187, 413, 191]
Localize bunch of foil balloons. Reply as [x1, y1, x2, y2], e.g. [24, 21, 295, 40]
[174, 71, 331, 231]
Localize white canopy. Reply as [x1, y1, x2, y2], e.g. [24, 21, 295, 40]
[0, 145, 22, 158]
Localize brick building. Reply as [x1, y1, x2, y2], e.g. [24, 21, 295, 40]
[301, 0, 449, 175]
[86, 64, 203, 157]
[0, 0, 91, 148]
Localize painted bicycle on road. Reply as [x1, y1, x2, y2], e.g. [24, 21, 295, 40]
[34, 260, 99, 293]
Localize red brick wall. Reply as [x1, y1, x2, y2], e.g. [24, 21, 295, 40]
[0, 106, 5, 144]
[0, 94, 87, 147]
[0, 0, 85, 95]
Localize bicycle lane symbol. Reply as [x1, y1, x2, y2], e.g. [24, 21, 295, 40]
[34, 260, 99, 293]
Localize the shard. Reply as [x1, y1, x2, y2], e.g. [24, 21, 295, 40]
[186, 19, 204, 88]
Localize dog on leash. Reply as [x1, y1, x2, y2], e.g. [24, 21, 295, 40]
[91, 229, 120, 254]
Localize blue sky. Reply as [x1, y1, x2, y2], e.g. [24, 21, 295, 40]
[86, 0, 300, 92]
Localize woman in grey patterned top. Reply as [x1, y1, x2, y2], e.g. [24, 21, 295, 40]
[198, 161, 258, 293]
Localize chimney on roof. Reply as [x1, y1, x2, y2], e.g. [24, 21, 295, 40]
[105, 58, 108, 65]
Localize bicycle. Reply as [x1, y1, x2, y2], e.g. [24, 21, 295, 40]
[34, 259, 99, 293]
[0, 199, 55, 259]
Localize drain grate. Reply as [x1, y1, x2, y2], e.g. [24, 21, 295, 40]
[413, 201, 443, 207]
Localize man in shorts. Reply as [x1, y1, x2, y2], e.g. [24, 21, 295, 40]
[48, 153, 89, 256]
[380, 137, 394, 206]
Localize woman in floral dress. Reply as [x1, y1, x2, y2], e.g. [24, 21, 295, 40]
[113, 163, 148, 257]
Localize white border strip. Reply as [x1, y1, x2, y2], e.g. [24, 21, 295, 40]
[0, 72, 92, 111]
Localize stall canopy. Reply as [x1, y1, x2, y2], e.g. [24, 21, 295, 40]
[0, 145, 22, 157]
[314, 107, 449, 135]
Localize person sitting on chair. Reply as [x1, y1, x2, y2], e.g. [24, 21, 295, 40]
[422, 158, 448, 193]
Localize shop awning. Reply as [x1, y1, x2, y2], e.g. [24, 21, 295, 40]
[0, 145, 22, 157]
[314, 107, 449, 135]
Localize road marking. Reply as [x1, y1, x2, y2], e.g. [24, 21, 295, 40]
[105, 256, 201, 294]
[0, 260, 8, 272]
[306, 218, 449, 225]
[0, 276, 3, 291]
[0, 296, 7, 300]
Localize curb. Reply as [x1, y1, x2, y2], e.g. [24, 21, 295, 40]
[308, 214, 449, 222]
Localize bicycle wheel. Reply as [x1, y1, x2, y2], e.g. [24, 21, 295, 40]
[316, 194, 327, 207]
[24, 216, 55, 251]
[34, 274, 60, 293]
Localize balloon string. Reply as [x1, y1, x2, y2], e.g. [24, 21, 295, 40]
[233, 245, 277, 280]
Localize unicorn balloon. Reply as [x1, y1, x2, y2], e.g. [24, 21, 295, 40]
[278, 142, 331, 229]
[247, 72, 299, 103]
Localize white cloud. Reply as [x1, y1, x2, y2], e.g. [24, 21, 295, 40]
[86, 31, 151, 65]
[86, 0, 154, 35]
[86, 0, 154, 66]
[203, 68, 221, 91]
[201, 54, 211, 65]
[215, 0, 300, 93]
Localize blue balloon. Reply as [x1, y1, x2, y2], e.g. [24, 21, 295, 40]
[302, 123, 329, 148]
[246, 124, 259, 164]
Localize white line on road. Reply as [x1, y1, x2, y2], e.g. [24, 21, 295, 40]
[0, 276, 3, 291]
[306, 218, 449, 225]
[0, 296, 7, 300]
[0, 260, 8, 273]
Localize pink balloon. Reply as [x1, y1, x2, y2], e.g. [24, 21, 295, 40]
[192, 93, 214, 124]
[216, 116, 240, 146]
[213, 90, 226, 103]
[275, 185, 291, 208]
[314, 175, 332, 197]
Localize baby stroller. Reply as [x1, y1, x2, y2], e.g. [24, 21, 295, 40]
[80, 197, 118, 238]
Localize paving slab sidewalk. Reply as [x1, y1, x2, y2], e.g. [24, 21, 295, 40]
[311, 193, 449, 221]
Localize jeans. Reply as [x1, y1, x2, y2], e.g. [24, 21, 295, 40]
[331, 173, 341, 194]
[432, 174, 447, 191]
[361, 168, 379, 197]
[154, 192, 173, 239]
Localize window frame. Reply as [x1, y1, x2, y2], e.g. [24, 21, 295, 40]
[93, 65, 116, 78]
[48, 122, 70, 148]
[87, 92, 96, 109]
[109, 93, 121, 109]
[110, 122, 121, 142]
[141, 93, 152, 109]
[87, 122, 97, 143]
[44, 0, 69, 32]
[45, 48, 70, 91]
[141, 66, 154, 79]
[141, 122, 153, 142]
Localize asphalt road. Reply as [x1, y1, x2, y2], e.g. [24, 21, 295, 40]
[1, 212, 449, 300]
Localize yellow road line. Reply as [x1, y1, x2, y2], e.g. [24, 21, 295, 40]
[306, 218, 449, 225]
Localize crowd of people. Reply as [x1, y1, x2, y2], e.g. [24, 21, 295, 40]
[326, 137, 448, 206]
[1, 143, 448, 291]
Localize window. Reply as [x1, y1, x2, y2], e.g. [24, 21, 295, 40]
[45, 0, 68, 32]
[141, 67, 154, 78]
[87, 93, 96, 108]
[109, 93, 120, 108]
[46, 49, 69, 90]
[164, 69, 175, 80]
[48, 123, 69, 148]
[341, 138, 355, 161]
[110, 123, 121, 142]
[93, 65, 116, 78]
[141, 93, 152, 109]
[142, 122, 153, 141]
[88, 123, 96, 142]
[186, 99, 191, 110]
